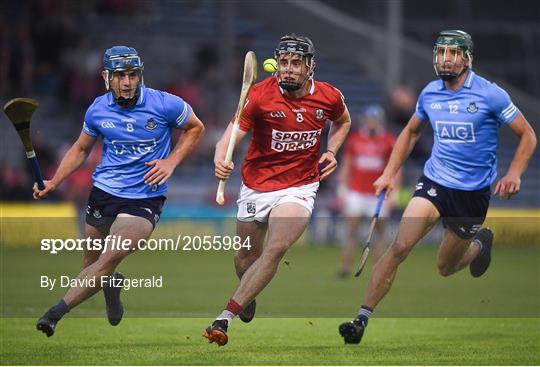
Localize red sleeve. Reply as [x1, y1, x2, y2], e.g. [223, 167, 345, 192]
[328, 87, 346, 121]
[233, 87, 259, 132]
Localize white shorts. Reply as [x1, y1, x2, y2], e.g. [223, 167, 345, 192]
[237, 182, 319, 222]
[343, 189, 390, 217]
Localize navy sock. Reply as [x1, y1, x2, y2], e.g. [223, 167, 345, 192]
[355, 305, 373, 326]
[46, 299, 70, 320]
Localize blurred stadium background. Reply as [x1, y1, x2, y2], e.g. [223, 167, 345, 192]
[1, 0, 538, 215]
[0, 1, 538, 364]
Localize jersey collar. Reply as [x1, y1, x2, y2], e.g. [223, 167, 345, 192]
[463, 70, 475, 88]
[107, 86, 146, 107]
[438, 70, 475, 90]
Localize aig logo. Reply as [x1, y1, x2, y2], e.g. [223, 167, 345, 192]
[270, 111, 287, 118]
[111, 138, 157, 155]
[435, 121, 475, 143]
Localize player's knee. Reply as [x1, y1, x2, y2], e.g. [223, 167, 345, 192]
[234, 252, 259, 271]
[437, 261, 456, 277]
[346, 225, 358, 238]
[83, 252, 100, 268]
[389, 240, 412, 263]
[438, 267, 453, 277]
[99, 251, 127, 269]
[263, 245, 288, 263]
[83, 257, 97, 268]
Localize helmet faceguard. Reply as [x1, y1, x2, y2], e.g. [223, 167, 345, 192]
[433, 30, 473, 82]
[274, 34, 315, 91]
[103, 46, 144, 107]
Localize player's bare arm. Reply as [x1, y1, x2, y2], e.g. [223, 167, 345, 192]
[494, 113, 537, 199]
[33, 132, 97, 200]
[214, 122, 249, 180]
[337, 150, 352, 200]
[319, 106, 351, 181]
[374, 113, 425, 197]
[144, 108, 205, 186]
[339, 152, 351, 185]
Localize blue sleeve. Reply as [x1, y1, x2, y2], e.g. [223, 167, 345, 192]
[163, 92, 191, 129]
[414, 89, 428, 122]
[489, 83, 520, 125]
[82, 107, 100, 137]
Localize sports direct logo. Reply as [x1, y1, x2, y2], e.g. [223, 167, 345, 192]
[271, 129, 321, 152]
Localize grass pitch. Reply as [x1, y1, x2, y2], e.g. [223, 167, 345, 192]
[1, 243, 539, 364]
[1, 317, 538, 365]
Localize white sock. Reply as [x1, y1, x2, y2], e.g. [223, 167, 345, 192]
[216, 310, 235, 325]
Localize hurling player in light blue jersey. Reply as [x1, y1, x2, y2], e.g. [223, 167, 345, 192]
[340, 30, 536, 344]
[33, 46, 205, 337]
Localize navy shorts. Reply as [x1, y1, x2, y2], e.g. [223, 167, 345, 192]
[412, 175, 490, 239]
[85, 186, 166, 229]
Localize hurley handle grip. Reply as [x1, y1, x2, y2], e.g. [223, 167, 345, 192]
[27, 151, 45, 190]
[373, 189, 387, 218]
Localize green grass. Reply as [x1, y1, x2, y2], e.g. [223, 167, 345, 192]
[1, 244, 539, 364]
[1, 245, 538, 318]
[1, 318, 539, 365]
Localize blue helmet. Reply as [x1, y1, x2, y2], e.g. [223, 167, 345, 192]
[362, 105, 385, 121]
[359, 104, 386, 132]
[103, 46, 144, 72]
[103, 46, 144, 107]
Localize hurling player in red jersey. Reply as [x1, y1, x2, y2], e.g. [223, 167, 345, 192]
[337, 105, 397, 278]
[203, 34, 351, 346]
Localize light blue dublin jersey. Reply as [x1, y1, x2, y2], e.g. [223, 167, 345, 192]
[415, 71, 519, 190]
[82, 87, 191, 198]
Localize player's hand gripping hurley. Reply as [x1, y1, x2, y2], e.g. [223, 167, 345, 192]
[354, 189, 386, 277]
[3, 98, 45, 190]
[216, 51, 258, 205]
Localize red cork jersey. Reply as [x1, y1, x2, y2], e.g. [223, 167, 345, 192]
[345, 128, 395, 194]
[236, 77, 346, 191]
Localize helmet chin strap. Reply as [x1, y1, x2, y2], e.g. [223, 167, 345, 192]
[279, 75, 310, 91]
[439, 72, 460, 82]
[438, 64, 468, 82]
[279, 80, 301, 91]
[111, 88, 139, 108]
[115, 95, 137, 107]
